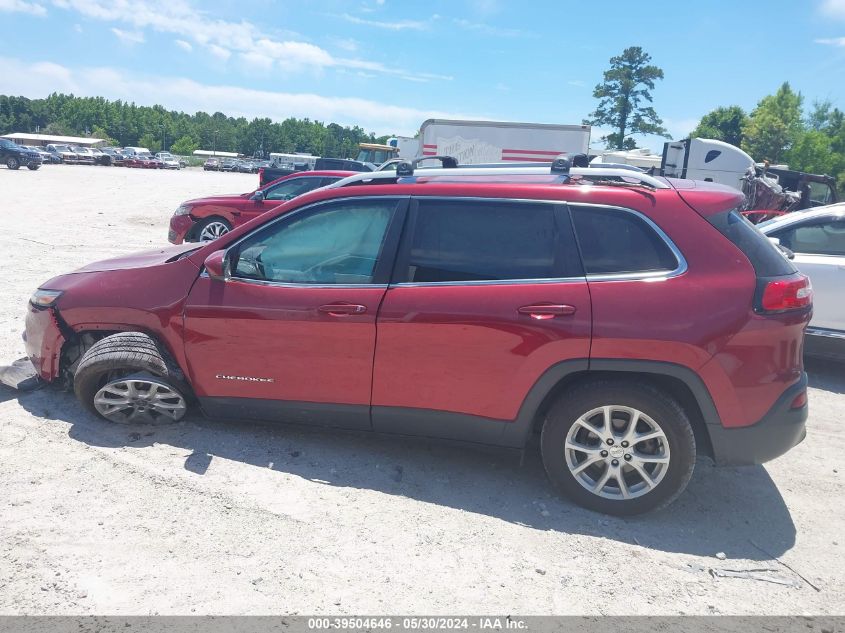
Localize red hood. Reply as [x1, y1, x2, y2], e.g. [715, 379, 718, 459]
[184, 193, 249, 205]
[71, 243, 199, 273]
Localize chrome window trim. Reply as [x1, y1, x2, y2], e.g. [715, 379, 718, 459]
[569, 202, 687, 282]
[222, 195, 407, 287]
[201, 270, 388, 291]
[391, 196, 686, 287]
[392, 277, 585, 288]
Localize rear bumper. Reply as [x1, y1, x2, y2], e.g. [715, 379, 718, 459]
[707, 372, 808, 466]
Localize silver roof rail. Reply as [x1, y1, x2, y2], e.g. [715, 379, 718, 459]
[327, 164, 671, 190]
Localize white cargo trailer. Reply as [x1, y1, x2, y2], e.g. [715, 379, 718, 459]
[417, 119, 591, 165]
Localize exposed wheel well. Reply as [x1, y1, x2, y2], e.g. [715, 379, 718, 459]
[59, 329, 193, 399]
[530, 370, 714, 459]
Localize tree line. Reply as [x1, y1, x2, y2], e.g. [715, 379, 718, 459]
[0, 93, 384, 158]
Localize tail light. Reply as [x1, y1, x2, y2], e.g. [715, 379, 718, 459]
[756, 274, 812, 314]
[258, 167, 264, 181]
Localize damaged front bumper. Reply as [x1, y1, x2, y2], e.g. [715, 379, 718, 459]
[0, 299, 67, 391]
[0, 357, 43, 391]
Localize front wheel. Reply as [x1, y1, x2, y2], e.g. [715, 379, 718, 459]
[541, 381, 696, 515]
[6, 157, 20, 170]
[27, 163, 40, 171]
[195, 217, 232, 242]
[74, 332, 188, 424]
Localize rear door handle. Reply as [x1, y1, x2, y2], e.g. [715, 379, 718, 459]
[318, 303, 367, 317]
[518, 304, 577, 320]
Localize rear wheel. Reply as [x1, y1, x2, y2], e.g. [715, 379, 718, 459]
[73, 332, 188, 424]
[6, 157, 20, 170]
[541, 380, 696, 515]
[195, 217, 232, 242]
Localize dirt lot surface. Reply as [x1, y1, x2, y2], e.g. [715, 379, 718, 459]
[0, 165, 843, 615]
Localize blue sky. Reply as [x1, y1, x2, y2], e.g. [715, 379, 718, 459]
[3, 0, 845, 150]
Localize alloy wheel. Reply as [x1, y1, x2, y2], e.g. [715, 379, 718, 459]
[199, 221, 230, 241]
[564, 405, 670, 500]
[94, 376, 187, 424]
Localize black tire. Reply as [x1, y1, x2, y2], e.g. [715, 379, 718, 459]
[540, 380, 696, 516]
[73, 332, 187, 423]
[27, 163, 40, 171]
[192, 216, 232, 242]
[6, 157, 20, 170]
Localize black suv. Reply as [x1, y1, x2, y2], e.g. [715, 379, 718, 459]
[0, 139, 42, 170]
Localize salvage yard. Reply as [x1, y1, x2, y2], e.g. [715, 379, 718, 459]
[0, 166, 843, 615]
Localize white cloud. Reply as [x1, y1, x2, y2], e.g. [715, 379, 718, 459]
[174, 39, 192, 52]
[207, 44, 231, 61]
[0, 56, 472, 136]
[815, 36, 845, 46]
[452, 18, 531, 37]
[567, 80, 586, 87]
[0, 0, 46, 15]
[49, 0, 448, 81]
[338, 12, 431, 30]
[820, 0, 845, 18]
[111, 27, 144, 44]
[333, 37, 359, 53]
[239, 50, 273, 71]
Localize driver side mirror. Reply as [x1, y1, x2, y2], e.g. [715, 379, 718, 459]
[204, 249, 230, 281]
[250, 190, 265, 202]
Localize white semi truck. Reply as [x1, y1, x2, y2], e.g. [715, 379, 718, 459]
[591, 138, 755, 191]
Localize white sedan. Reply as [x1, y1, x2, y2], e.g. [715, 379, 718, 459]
[759, 204, 845, 360]
[155, 152, 182, 170]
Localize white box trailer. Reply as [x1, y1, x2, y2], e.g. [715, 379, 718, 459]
[418, 119, 591, 165]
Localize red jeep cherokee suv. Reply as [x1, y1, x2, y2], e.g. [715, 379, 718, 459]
[18, 162, 812, 514]
[168, 170, 353, 243]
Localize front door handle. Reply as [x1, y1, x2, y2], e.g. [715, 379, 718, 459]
[518, 304, 577, 320]
[318, 303, 367, 317]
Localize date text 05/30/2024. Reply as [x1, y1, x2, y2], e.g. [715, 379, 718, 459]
[307, 617, 528, 630]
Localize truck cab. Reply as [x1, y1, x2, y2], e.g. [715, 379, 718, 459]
[660, 138, 755, 191]
[355, 143, 398, 166]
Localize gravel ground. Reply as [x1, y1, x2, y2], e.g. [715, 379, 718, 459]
[0, 165, 843, 615]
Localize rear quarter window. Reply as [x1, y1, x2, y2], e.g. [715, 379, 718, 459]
[570, 206, 680, 275]
[708, 210, 796, 276]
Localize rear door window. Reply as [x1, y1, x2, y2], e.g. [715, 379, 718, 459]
[569, 206, 680, 275]
[396, 199, 577, 283]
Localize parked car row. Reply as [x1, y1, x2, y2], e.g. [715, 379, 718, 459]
[4, 143, 188, 169]
[204, 157, 270, 173]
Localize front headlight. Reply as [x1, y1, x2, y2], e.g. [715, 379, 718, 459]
[174, 205, 192, 216]
[30, 289, 63, 309]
